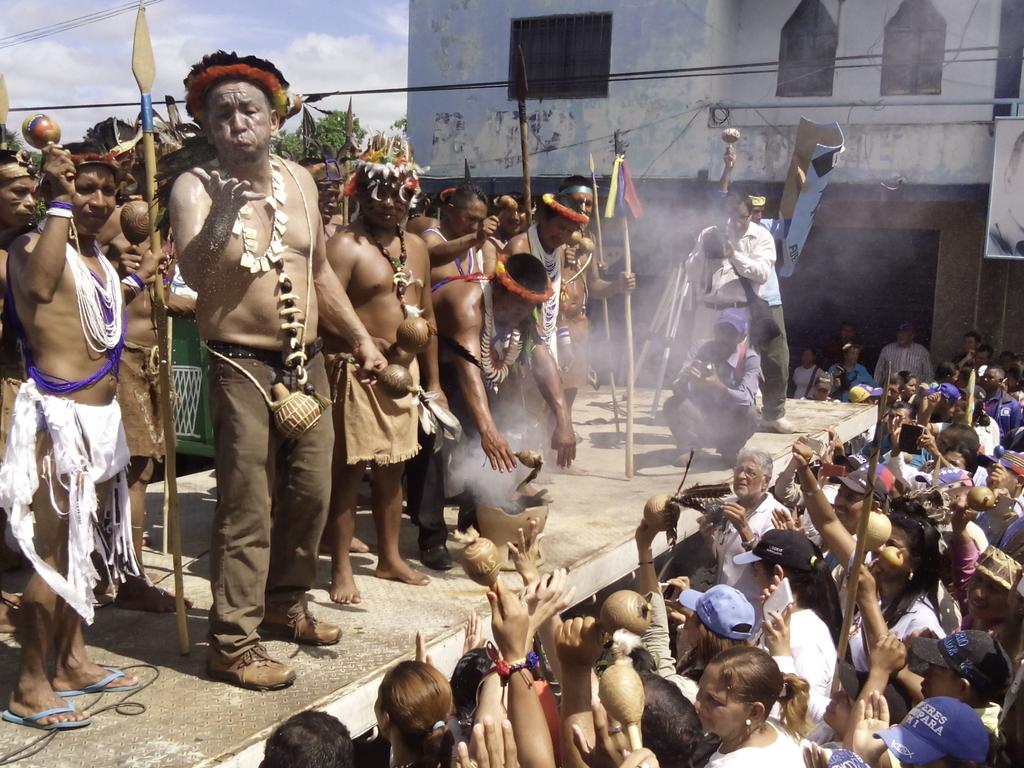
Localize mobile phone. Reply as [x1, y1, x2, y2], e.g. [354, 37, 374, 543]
[763, 577, 794, 618]
[798, 435, 825, 456]
[662, 582, 683, 602]
[897, 423, 924, 454]
[820, 462, 847, 478]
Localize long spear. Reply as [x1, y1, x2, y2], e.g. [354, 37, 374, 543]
[588, 153, 621, 432]
[342, 97, 353, 225]
[514, 46, 533, 227]
[0, 75, 8, 149]
[832, 363, 891, 691]
[612, 133, 636, 478]
[132, 1, 189, 655]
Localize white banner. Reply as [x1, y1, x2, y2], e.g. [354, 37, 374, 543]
[986, 116, 1024, 260]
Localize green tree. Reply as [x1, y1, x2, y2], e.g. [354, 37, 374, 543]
[391, 115, 408, 135]
[274, 109, 366, 159]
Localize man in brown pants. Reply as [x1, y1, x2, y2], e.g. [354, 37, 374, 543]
[170, 52, 386, 690]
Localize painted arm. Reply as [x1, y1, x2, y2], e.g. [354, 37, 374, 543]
[170, 168, 262, 289]
[531, 343, 575, 468]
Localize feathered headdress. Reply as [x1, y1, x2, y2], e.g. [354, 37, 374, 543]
[184, 51, 295, 125]
[0, 149, 35, 182]
[343, 132, 426, 206]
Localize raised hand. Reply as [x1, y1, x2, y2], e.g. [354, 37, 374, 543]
[478, 215, 500, 242]
[555, 616, 603, 670]
[762, 608, 792, 657]
[457, 717, 520, 768]
[571, 700, 635, 768]
[508, 519, 544, 587]
[523, 568, 576, 642]
[462, 612, 485, 656]
[870, 632, 908, 678]
[845, 690, 891, 766]
[488, 580, 530, 661]
[41, 143, 76, 199]
[192, 168, 264, 213]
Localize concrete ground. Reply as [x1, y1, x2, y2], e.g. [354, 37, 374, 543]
[0, 390, 875, 767]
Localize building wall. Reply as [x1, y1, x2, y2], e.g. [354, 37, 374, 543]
[407, 0, 1006, 185]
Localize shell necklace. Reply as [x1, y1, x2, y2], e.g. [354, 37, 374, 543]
[234, 162, 288, 273]
[480, 281, 522, 391]
[68, 223, 123, 354]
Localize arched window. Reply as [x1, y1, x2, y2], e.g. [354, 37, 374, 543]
[776, 0, 838, 97]
[881, 0, 947, 95]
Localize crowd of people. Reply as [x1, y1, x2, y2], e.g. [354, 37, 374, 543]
[0, 45, 1022, 768]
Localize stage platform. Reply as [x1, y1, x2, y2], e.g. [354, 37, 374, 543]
[0, 391, 876, 767]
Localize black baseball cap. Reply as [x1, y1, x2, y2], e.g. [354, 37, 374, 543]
[733, 529, 821, 572]
[909, 630, 1012, 703]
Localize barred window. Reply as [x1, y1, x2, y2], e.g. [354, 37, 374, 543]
[881, 0, 947, 95]
[509, 13, 613, 99]
[777, 0, 838, 97]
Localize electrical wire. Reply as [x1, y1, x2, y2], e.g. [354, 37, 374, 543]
[0, 1, 164, 51]
[3, 46, 1004, 114]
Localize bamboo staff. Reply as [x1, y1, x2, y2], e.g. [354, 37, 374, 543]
[514, 46, 532, 227]
[0, 74, 8, 148]
[588, 153, 621, 432]
[832, 364, 891, 691]
[623, 211, 636, 477]
[132, 2, 189, 655]
[342, 97, 353, 225]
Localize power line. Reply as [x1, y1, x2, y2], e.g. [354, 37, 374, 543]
[3, 46, 1003, 114]
[0, 1, 164, 50]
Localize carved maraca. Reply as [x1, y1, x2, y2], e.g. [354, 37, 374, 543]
[863, 511, 892, 553]
[377, 364, 416, 398]
[598, 630, 645, 750]
[22, 113, 61, 150]
[967, 486, 997, 512]
[461, 536, 501, 587]
[119, 200, 151, 246]
[643, 494, 673, 531]
[570, 230, 595, 253]
[600, 590, 652, 636]
[721, 127, 741, 144]
[880, 545, 905, 569]
[395, 316, 434, 355]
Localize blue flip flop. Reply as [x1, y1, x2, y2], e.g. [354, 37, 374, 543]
[56, 668, 141, 698]
[2, 703, 91, 731]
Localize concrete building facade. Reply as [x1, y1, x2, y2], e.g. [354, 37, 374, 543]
[407, 0, 1024, 371]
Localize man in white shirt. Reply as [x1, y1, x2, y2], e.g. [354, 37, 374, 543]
[698, 447, 788, 624]
[874, 321, 934, 384]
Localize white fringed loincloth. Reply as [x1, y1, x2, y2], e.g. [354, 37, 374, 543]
[0, 380, 139, 623]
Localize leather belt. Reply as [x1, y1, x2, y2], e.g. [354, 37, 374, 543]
[206, 338, 323, 367]
[702, 300, 747, 310]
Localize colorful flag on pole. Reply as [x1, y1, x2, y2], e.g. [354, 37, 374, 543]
[603, 155, 644, 219]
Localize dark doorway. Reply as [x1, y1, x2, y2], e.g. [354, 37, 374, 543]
[781, 226, 940, 373]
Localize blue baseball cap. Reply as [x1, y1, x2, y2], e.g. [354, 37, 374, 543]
[874, 696, 989, 765]
[827, 749, 869, 768]
[925, 382, 962, 402]
[678, 585, 755, 640]
[716, 307, 748, 334]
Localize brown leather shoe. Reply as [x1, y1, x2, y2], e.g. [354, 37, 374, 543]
[261, 604, 342, 646]
[206, 644, 296, 691]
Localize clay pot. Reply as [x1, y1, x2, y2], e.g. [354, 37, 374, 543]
[600, 590, 652, 636]
[721, 128, 741, 144]
[476, 502, 549, 571]
[21, 113, 61, 149]
[643, 494, 673, 532]
[967, 486, 997, 512]
[863, 512, 893, 553]
[395, 316, 433, 355]
[880, 546, 905, 568]
[119, 200, 151, 245]
[377, 364, 415, 398]
[461, 537, 502, 587]
[599, 655, 645, 749]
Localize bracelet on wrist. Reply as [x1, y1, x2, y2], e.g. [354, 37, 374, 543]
[494, 651, 540, 684]
[46, 206, 73, 219]
[121, 274, 145, 300]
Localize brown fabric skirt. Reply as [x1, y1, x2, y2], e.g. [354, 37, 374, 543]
[560, 314, 590, 391]
[117, 343, 164, 460]
[327, 353, 420, 467]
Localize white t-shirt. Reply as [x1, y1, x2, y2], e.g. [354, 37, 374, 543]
[769, 609, 836, 724]
[706, 722, 804, 768]
[713, 493, 787, 625]
[849, 594, 946, 671]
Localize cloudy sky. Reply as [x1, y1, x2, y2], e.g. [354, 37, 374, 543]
[1, 0, 409, 142]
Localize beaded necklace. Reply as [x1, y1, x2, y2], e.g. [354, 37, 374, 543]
[366, 225, 414, 316]
[68, 222, 123, 354]
[480, 281, 523, 391]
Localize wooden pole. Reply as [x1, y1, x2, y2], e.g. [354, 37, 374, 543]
[832, 364, 891, 691]
[342, 97, 353, 225]
[623, 212, 636, 477]
[0, 74, 8, 148]
[588, 153, 621, 432]
[515, 46, 533, 227]
[132, 2, 189, 655]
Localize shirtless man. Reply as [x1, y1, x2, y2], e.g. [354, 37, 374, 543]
[433, 253, 553, 484]
[0, 149, 36, 634]
[501, 193, 594, 468]
[421, 184, 498, 287]
[170, 52, 385, 690]
[0, 144, 157, 730]
[102, 179, 196, 613]
[323, 137, 443, 603]
[478, 193, 525, 275]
